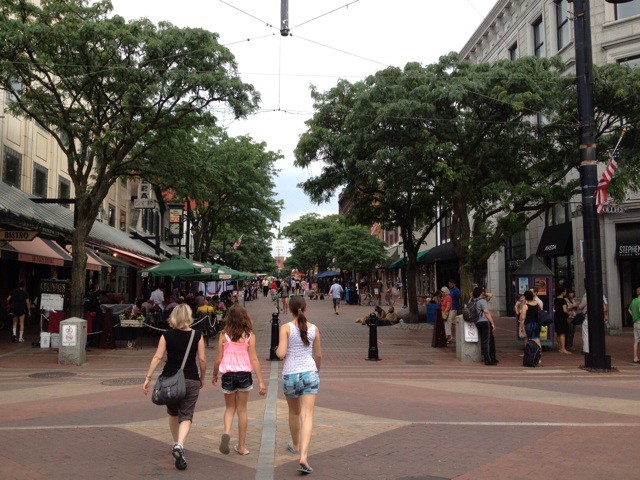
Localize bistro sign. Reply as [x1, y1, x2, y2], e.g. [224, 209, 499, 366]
[0, 230, 38, 241]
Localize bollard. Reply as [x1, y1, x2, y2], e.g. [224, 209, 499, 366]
[365, 312, 381, 361]
[267, 312, 281, 361]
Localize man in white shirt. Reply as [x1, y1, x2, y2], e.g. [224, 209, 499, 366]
[150, 284, 165, 311]
[329, 278, 344, 315]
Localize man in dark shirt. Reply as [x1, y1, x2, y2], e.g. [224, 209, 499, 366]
[7, 281, 31, 342]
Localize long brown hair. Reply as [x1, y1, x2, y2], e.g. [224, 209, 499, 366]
[224, 304, 254, 342]
[288, 295, 309, 346]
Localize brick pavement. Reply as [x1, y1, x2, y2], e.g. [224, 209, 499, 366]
[1, 295, 639, 479]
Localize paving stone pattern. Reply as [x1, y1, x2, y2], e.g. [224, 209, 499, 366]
[1, 295, 639, 479]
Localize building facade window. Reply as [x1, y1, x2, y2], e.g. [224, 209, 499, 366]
[616, 0, 640, 20]
[439, 215, 452, 244]
[120, 210, 126, 231]
[58, 177, 71, 207]
[3, 146, 22, 188]
[546, 203, 569, 226]
[32, 163, 48, 197]
[108, 204, 116, 227]
[620, 55, 640, 68]
[533, 17, 545, 57]
[508, 42, 519, 60]
[555, 0, 570, 50]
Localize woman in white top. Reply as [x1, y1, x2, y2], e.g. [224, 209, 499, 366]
[275, 295, 322, 475]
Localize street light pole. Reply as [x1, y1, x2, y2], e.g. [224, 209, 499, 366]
[570, 0, 622, 370]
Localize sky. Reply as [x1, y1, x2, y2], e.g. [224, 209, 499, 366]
[108, 0, 498, 253]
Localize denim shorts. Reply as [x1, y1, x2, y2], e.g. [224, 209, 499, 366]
[525, 322, 541, 340]
[282, 371, 320, 398]
[221, 371, 253, 394]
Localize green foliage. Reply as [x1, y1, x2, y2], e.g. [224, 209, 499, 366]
[0, 0, 259, 313]
[145, 127, 283, 267]
[283, 214, 388, 276]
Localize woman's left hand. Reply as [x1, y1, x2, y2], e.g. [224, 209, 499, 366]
[258, 382, 267, 396]
[143, 379, 150, 395]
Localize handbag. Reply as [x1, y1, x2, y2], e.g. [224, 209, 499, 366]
[151, 330, 195, 406]
[537, 310, 553, 327]
[572, 312, 585, 325]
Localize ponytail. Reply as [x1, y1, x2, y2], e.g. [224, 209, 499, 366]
[288, 295, 310, 346]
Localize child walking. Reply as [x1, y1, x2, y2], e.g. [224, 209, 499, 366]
[212, 304, 266, 455]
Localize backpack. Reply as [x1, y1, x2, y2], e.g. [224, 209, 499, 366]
[462, 298, 481, 323]
[523, 341, 542, 367]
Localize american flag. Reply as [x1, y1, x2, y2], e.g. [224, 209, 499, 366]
[596, 143, 622, 214]
[232, 234, 243, 250]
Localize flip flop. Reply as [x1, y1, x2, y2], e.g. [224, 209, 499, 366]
[286, 441, 299, 454]
[219, 434, 230, 455]
[297, 464, 313, 474]
[234, 445, 250, 455]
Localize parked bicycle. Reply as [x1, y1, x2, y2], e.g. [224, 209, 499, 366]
[359, 290, 375, 306]
[384, 287, 396, 306]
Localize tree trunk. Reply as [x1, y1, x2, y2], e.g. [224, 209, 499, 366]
[406, 257, 420, 323]
[69, 211, 92, 318]
[458, 263, 474, 306]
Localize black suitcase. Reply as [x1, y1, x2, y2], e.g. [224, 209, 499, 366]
[523, 341, 541, 367]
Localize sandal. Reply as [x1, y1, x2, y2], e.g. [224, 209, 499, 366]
[286, 441, 299, 454]
[234, 444, 250, 455]
[297, 464, 313, 474]
[219, 433, 230, 455]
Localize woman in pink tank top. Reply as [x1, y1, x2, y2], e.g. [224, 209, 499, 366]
[212, 305, 266, 456]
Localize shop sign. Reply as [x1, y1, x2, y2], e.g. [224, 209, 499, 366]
[603, 205, 628, 214]
[0, 230, 38, 241]
[133, 199, 158, 209]
[618, 245, 640, 258]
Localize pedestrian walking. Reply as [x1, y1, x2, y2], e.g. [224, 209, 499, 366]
[275, 295, 322, 475]
[142, 304, 207, 470]
[212, 304, 266, 456]
[329, 278, 343, 315]
[7, 281, 31, 343]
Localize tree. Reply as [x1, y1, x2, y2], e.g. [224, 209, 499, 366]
[295, 54, 575, 321]
[332, 224, 388, 275]
[283, 214, 341, 276]
[0, 0, 259, 315]
[295, 53, 640, 322]
[283, 214, 388, 279]
[147, 128, 283, 267]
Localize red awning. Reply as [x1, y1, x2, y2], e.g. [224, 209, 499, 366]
[0, 237, 71, 266]
[105, 246, 159, 267]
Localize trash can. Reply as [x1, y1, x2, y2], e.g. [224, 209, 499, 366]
[346, 287, 358, 305]
[426, 304, 441, 324]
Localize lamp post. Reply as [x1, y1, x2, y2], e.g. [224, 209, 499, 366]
[569, 0, 628, 370]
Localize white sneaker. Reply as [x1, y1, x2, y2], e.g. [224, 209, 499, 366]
[18, 338, 25, 342]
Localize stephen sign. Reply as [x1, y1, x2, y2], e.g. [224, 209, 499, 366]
[618, 245, 640, 258]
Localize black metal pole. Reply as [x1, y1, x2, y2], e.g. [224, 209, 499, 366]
[365, 313, 381, 361]
[571, 0, 610, 370]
